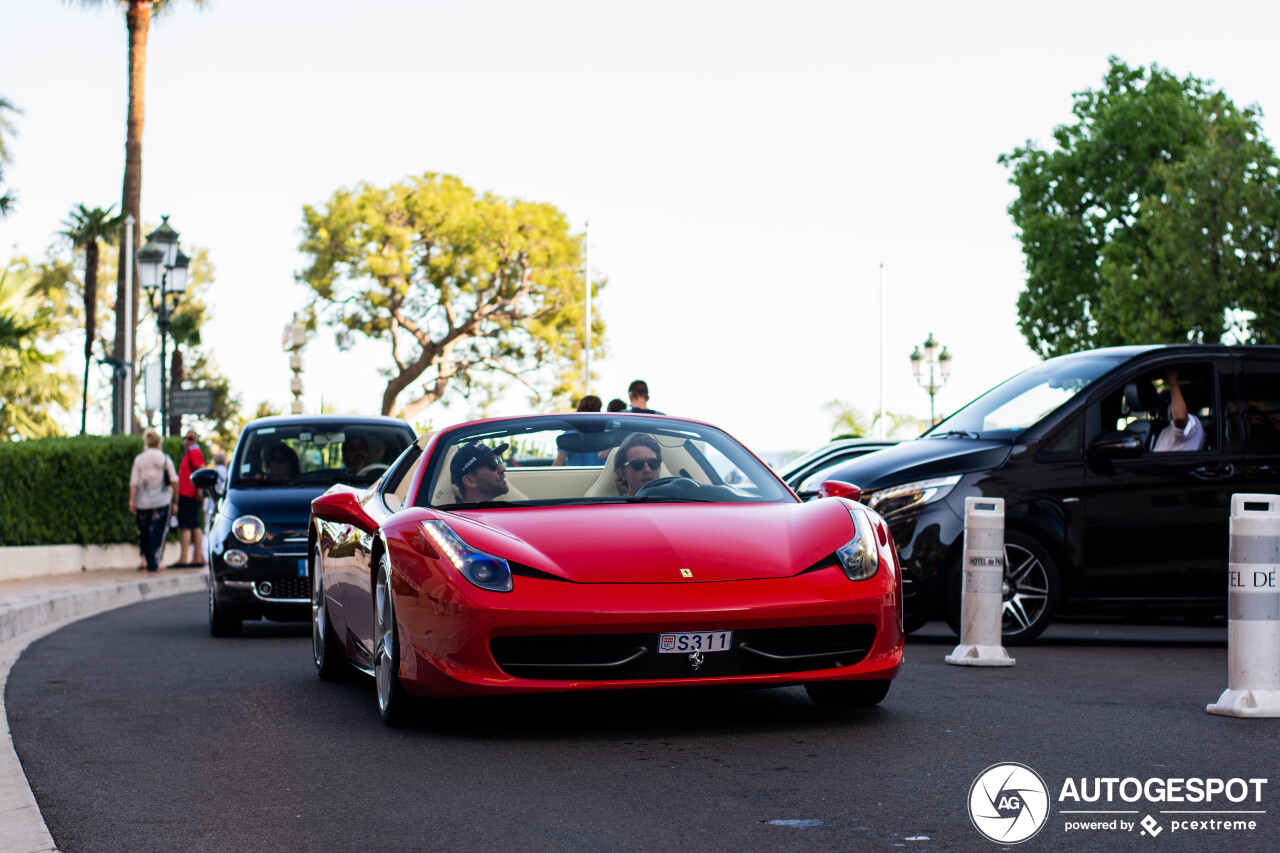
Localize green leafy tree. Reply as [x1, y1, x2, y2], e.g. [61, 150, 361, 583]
[67, 1, 207, 433]
[1000, 57, 1280, 357]
[0, 268, 77, 439]
[299, 173, 604, 420]
[60, 205, 123, 434]
[0, 95, 21, 216]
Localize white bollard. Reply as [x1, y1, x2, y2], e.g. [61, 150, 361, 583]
[946, 497, 1015, 667]
[1207, 494, 1280, 717]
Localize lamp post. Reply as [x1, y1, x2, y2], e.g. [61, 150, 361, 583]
[910, 332, 952, 426]
[137, 216, 190, 437]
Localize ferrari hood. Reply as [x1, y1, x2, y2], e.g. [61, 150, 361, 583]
[444, 501, 856, 583]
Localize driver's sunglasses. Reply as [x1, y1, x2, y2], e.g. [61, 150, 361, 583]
[268, 455, 289, 465]
[625, 458, 662, 472]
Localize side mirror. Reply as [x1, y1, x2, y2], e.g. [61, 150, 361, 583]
[191, 468, 220, 493]
[818, 480, 862, 502]
[312, 490, 378, 535]
[1089, 430, 1145, 460]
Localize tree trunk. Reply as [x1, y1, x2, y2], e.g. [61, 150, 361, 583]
[81, 239, 99, 435]
[112, 0, 151, 435]
[168, 346, 184, 438]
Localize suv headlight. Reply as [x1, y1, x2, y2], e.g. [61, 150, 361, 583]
[862, 475, 961, 517]
[232, 515, 266, 544]
[421, 520, 513, 592]
[836, 507, 880, 581]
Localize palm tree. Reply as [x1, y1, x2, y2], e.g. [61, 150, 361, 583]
[0, 268, 76, 440]
[0, 95, 20, 216]
[67, 1, 205, 433]
[61, 205, 123, 434]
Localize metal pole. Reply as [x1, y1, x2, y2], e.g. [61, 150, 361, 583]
[877, 261, 885, 439]
[121, 214, 135, 435]
[584, 220, 592, 397]
[159, 295, 168, 438]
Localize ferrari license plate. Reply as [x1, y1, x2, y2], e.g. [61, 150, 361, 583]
[658, 630, 732, 654]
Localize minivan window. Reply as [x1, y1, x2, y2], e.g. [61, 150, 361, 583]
[928, 356, 1125, 439]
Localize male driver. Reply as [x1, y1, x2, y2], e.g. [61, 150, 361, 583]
[450, 441, 511, 503]
[343, 435, 371, 473]
[628, 379, 664, 414]
[172, 430, 206, 568]
[1153, 368, 1206, 452]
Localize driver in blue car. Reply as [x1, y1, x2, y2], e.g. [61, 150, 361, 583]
[614, 433, 663, 496]
[451, 441, 511, 503]
[343, 435, 371, 473]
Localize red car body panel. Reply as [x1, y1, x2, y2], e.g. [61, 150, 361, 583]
[312, 415, 905, 702]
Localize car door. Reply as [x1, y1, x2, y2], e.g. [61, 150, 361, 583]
[1237, 355, 1280, 501]
[1079, 358, 1237, 602]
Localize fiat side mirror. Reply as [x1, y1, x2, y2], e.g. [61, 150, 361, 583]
[818, 480, 862, 502]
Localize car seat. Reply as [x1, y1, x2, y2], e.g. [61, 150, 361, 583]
[1122, 381, 1163, 450]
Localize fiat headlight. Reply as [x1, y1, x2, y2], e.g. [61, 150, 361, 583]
[421, 520, 513, 592]
[232, 515, 266, 544]
[862, 475, 961, 517]
[835, 508, 880, 581]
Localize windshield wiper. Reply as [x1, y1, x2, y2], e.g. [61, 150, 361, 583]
[437, 501, 512, 510]
[622, 496, 717, 503]
[928, 430, 979, 439]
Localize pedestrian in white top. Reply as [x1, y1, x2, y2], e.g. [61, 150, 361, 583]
[1153, 368, 1206, 452]
[129, 429, 178, 572]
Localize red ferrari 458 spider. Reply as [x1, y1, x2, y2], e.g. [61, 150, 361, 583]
[309, 413, 903, 724]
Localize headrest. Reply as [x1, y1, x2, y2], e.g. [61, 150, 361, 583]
[1124, 381, 1158, 414]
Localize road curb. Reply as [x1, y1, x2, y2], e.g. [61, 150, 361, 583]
[0, 572, 207, 853]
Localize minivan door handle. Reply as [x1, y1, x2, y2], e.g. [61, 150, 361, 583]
[1191, 462, 1236, 480]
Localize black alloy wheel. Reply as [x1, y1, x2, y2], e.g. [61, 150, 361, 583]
[208, 577, 242, 638]
[945, 530, 1060, 644]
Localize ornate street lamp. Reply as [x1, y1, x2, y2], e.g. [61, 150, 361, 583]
[911, 332, 952, 425]
[138, 216, 190, 437]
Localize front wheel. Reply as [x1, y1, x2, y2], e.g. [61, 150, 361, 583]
[805, 680, 891, 708]
[208, 580, 242, 637]
[373, 553, 415, 726]
[312, 547, 347, 681]
[945, 530, 1060, 644]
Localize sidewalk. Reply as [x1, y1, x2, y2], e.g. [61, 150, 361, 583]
[0, 564, 208, 853]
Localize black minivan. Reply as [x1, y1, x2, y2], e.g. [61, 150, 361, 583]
[823, 345, 1280, 641]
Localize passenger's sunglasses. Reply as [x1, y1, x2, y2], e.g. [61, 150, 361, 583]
[479, 456, 504, 471]
[268, 455, 289, 465]
[625, 458, 662, 472]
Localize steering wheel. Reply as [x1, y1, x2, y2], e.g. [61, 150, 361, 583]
[357, 463, 389, 476]
[634, 476, 699, 498]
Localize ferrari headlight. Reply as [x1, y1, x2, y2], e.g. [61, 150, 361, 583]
[232, 515, 266, 544]
[835, 508, 880, 581]
[421, 520, 513, 593]
[862, 475, 960, 517]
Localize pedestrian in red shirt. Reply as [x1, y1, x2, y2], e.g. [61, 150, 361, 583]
[171, 430, 207, 568]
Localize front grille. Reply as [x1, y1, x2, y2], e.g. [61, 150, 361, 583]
[261, 577, 310, 600]
[490, 623, 875, 681]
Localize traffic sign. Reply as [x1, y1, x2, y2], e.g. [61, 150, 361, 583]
[169, 387, 216, 415]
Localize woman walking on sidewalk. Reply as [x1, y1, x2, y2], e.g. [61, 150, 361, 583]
[129, 429, 178, 573]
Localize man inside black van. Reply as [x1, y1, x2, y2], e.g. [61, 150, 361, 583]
[1154, 368, 1206, 452]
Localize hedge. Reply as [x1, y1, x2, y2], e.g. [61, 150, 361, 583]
[0, 434, 207, 547]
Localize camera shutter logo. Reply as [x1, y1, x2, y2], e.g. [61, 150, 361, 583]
[968, 763, 1050, 844]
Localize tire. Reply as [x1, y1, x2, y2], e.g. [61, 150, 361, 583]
[901, 609, 930, 634]
[312, 546, 348, 681]
[373, 553, 415, 726]
[805, 680, 891, 708]
[208, 580, 242, 638]
[945, 530, 1060, 645]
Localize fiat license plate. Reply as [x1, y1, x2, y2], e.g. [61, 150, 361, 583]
[658, 630, 732, 653]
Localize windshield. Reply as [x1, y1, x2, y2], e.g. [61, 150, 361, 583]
[232, 423, 414, 487]
[417, 415, 794, 508]
[926, 355, 1125, 439]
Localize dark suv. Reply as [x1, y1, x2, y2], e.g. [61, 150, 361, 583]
[822, 345, 1280, 641]
[199, 414, 416, 636]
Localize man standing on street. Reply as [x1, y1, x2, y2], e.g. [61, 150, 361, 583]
[628, 379, 664, 414]
[172, 430, 207, 568]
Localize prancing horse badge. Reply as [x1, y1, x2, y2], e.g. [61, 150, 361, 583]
[688, 651, 704, 670]
[679, 568, 693, 578]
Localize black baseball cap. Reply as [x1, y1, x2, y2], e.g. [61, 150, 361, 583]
[450, 441, 510, 482]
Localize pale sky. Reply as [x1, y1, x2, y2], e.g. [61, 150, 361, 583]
[5, 1, 1280, 454]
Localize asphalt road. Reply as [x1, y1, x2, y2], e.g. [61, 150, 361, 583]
[7, 594, 1279, 852]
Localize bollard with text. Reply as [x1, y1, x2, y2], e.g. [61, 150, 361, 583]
[1207, 494, 1280, 717]
[946, 497, 1015, 666]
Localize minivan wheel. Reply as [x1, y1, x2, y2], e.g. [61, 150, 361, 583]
[945, 531, 1059, 644]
